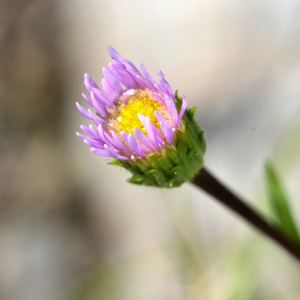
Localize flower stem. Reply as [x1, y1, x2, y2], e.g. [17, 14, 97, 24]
[192, 167, 300, 262]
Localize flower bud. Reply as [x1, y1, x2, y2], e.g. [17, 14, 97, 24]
[76, 47, 206, 187]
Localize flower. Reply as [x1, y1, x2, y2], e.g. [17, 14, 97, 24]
[76, 46, 205, 187]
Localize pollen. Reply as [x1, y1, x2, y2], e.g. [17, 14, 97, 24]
[116, 95, 161, 134]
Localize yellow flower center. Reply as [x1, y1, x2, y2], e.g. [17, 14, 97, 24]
[116, 95, 161, 134]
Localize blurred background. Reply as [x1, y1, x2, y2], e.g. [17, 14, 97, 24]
[1, 0, 300, 299]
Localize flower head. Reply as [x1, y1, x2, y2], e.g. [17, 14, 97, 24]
[76, 46, 205, 187]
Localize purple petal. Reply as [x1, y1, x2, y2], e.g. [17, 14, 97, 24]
[76, 132, 91, 140]
[164, 98, 171, 113]
[133, 128, 155, 152]
[82, 93, 93, 107]
[104, 144, 130, 160]
[88, 109, 105, 126]
[166, 97, 178, 128]
[120, 58, 141, 74]
[140, 63, 154, 82]
[137, 114, 159, 151]
[151, 93, 165, 104]
[145, 117, 160, 151]
[80, 125, 96, 137]
[77, 132, 101, 143]
[120, 131, 129, 143]
[159, 77, 173, 97]
[139, 63, 157, 91]
[111, 131, 134, 155]
[153, 127, 164, 144]
[126, 69, 148, 89]
[122, 89, 135, 103]
[84, 139, 105, 149]
[91, 148, 112, 157]
[168, 103, 178, 129]
[178, 94, 187, 121]
[107, 46, 123, 61]
[92, 88, 113, 108]
[136, 113, 163, 144]
[101, 78, 119, 102]
[102, 67, 123, 95]
[157, 70, 165, 79]
[98, 124, 110, 144]
[154, 83, 168, 98]
[84, 73, 100, 93]
[76, 102, 92, 119]
[139, 143, 151, 154]
[91, 91, 108, 118]
[154, 111, 165, 123]
[109, 61, 138, 89]
[97, 125, 119, 150]
[102, 131, 121, 149]
[137, 113, 146, 127]
[128, 134, 145, 158]
[89, 124, 100, 137]
[160, 122, 173, 144]
[136, 75, 153, 90]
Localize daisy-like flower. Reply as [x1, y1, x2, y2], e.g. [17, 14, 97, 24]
[76, 46, 205, 187]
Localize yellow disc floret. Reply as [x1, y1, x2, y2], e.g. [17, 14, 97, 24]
[116, 95, 161, 134]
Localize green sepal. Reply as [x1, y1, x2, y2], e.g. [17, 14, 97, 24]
[167, 177, 176, 186]
[108, 159, 123, 166]
[174, 90, 181, 104]
[131, 174, 147, 180]
[187, 107, 196, 119]
[127, 179, 144, 185]
[188, 148, 197, 157]
[171, 165, 180, 172]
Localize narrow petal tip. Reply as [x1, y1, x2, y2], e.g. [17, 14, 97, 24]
[154, 111, 165, 123]
[107, 46, 123, 60]
[178, 94, 187, 121]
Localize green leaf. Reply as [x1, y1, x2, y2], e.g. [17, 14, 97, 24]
[265, 161, 300, 247]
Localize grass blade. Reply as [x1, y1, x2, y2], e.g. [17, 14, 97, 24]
[265, 161, 300, 247]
